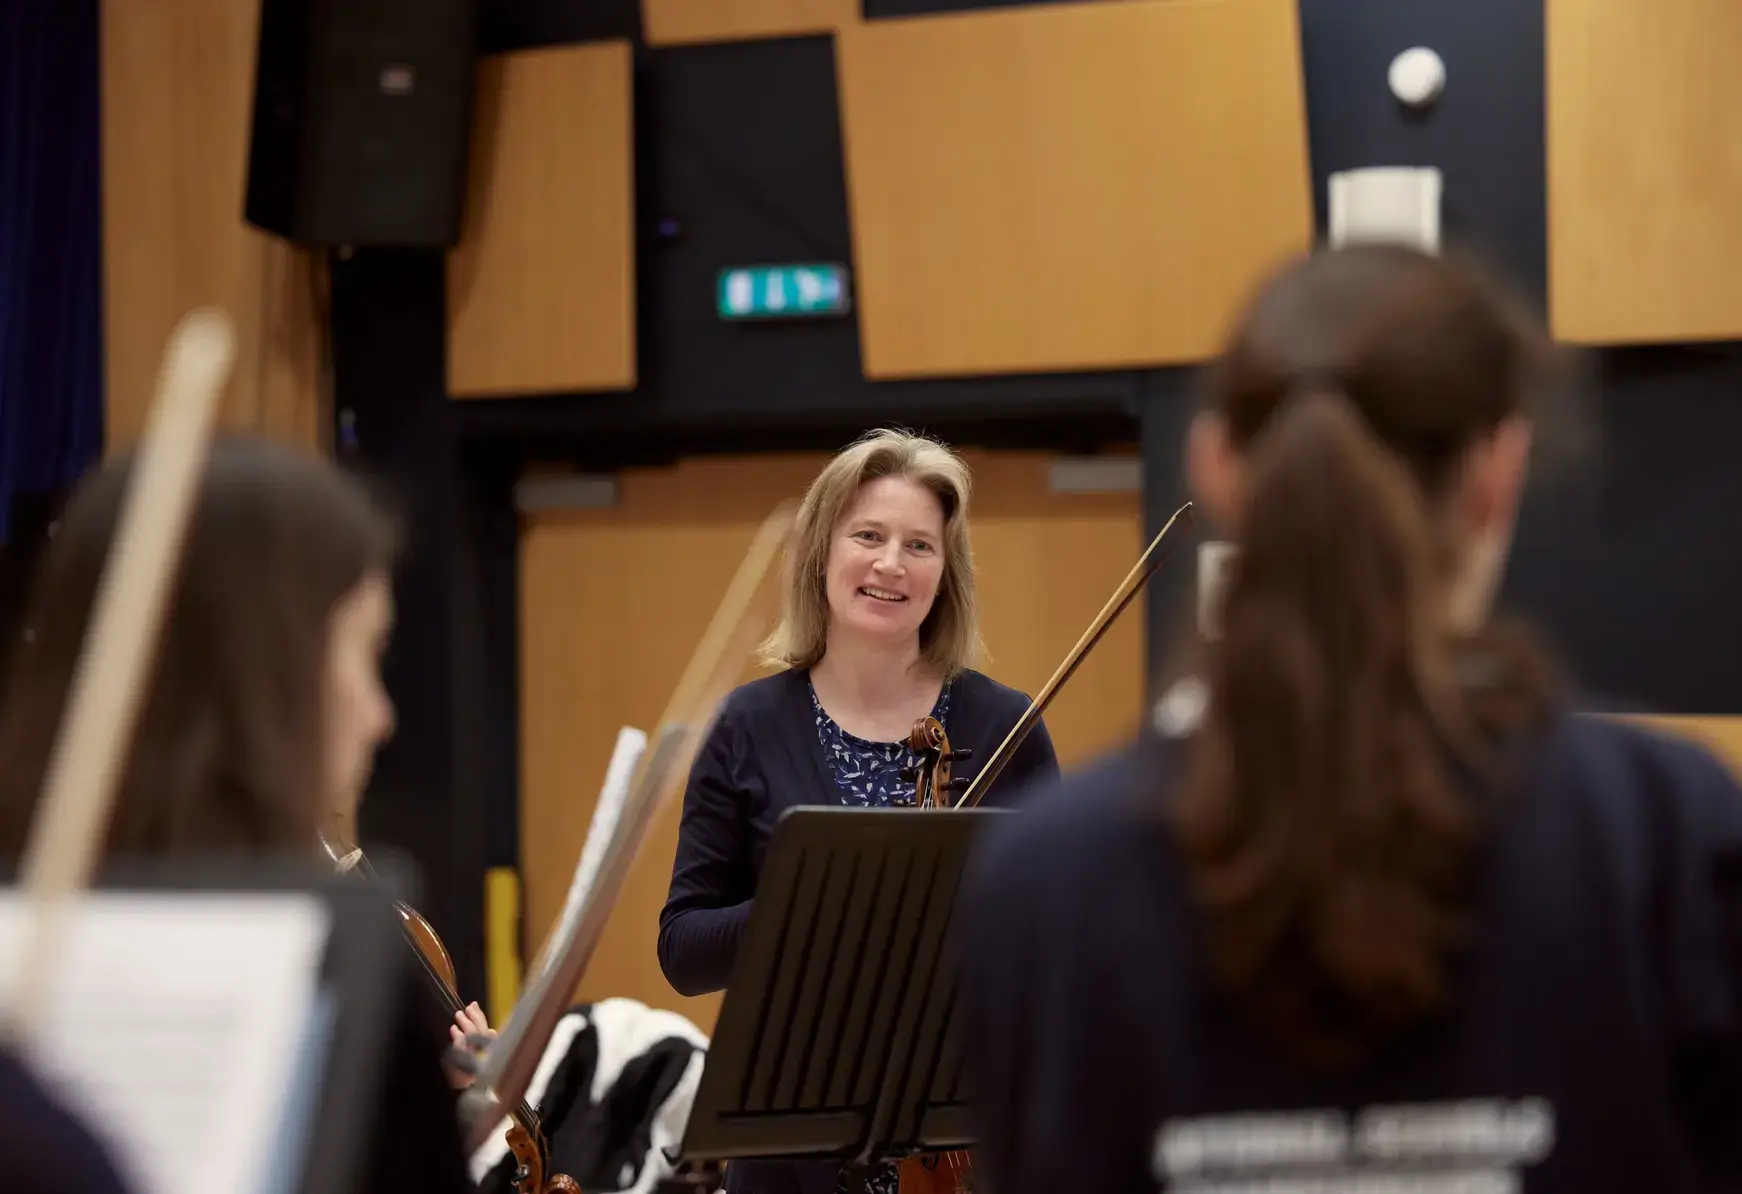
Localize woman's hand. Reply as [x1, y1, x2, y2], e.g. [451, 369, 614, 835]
[444, 1001, 496, 1090]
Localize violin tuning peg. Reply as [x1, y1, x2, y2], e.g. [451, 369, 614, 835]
[950, 748, 974, 762]
[946, 777, 969, 792]
[898, 767, 918, 783]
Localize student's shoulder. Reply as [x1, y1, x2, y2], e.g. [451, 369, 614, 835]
[0, 1050, 133, 1192]
[969, 738, 1171, 881]
[1510, 710, 1742, 873]
[1539, 709, 1742, 806]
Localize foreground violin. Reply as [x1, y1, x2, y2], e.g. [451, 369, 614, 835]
[322, 835, 578, 1194]
[896, 502, 1196, 1194]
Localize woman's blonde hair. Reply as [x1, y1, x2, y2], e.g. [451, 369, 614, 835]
[759, 428, 982, 677]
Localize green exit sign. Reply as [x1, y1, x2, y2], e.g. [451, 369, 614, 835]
[717, 264, 851, 320]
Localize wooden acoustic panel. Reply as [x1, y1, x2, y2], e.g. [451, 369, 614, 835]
[1547, 0, 1742, 344]
[103, 0, 324, 451]
[836, 0, 1313, 380]
[447, 42, 635, 398]
[644, 0, 857, 46]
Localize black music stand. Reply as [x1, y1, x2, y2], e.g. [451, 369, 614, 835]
[665, 805, 1008, 1192]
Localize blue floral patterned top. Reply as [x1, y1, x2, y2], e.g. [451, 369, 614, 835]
[810, 677, 952, 1194]
[810, 681, 953, 809]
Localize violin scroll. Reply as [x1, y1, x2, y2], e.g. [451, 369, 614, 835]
[900, 718, 970, 809]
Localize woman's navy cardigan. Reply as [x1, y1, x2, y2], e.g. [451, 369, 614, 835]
[658, 665, 1061, 998]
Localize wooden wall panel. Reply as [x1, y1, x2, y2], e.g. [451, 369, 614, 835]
[519, 452, 1145, 1031]
[836, 0, 1313, 380]
[103, 0, 323, 451]
[644, 0, 857, 47]
[447, 43, 635, 398]
[1547, 0, 1742, 344]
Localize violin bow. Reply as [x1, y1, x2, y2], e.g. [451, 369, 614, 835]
[4, 310, 236, 1037]
[458, 501, 797, 1151]
[954, 500, 1194, 809]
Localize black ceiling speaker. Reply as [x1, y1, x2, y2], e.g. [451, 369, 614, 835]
[244, 0, 478, 248]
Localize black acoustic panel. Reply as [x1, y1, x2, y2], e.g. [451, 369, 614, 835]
[479, 0, 641, 52]
[1137, 368, 1204, 692]
[328, 248, 491, 995]
[1144, 341, 1742, 715]
[634, 36, 864, 418]
[246, 0, 477, 248]
[1296, 0, 1547, 310]
[1499, 346, 1742, 713]
[864, 0, 1101, 18]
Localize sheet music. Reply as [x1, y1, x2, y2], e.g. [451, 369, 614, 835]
[528, 726, 647, 991]
[0, 891, 331, 1194]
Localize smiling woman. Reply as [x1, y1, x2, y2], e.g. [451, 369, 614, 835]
[656, 428, 1060, 1194]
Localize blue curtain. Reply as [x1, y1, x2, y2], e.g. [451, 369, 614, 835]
[0, 0, 104, 543]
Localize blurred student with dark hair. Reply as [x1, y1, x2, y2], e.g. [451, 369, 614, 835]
[958, 244, 1742, 1194]
[0, 436, 474, 1194]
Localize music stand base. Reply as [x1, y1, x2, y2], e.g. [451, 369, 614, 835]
[839, 1163, 875, 1194]
[657, 1163, 723, 1194]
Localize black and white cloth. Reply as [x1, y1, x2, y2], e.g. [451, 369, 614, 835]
[471, 998, 707, 1194]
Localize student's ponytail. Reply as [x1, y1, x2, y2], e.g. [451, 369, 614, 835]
[1172, 245, 1560, 1069]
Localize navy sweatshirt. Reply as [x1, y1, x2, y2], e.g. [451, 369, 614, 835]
[956, 710, 1742, 1194]
[658, 665, 1059, 1194]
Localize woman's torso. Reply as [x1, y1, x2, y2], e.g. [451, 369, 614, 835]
[739, 667, 1042, 871]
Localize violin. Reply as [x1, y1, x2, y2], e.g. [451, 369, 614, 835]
[896, 501, 1196, 1194]
[893, 719, 973, 1193]
[321, 835, 579, 1194]
[898, 717, 968, 811]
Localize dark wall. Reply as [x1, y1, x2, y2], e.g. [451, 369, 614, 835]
[330, 250, 501, 995]
[338, 0, 1742, 990]
[1140, 0, 1742, 716]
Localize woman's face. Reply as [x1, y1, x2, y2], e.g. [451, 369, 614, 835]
[823, 476, 948, 651]
[324, 570, 396, 827]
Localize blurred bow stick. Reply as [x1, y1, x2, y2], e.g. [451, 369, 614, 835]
[4, 309, 236, 1039]
[954, 500, 1194, 809]
[459, 501, 796, 1150]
